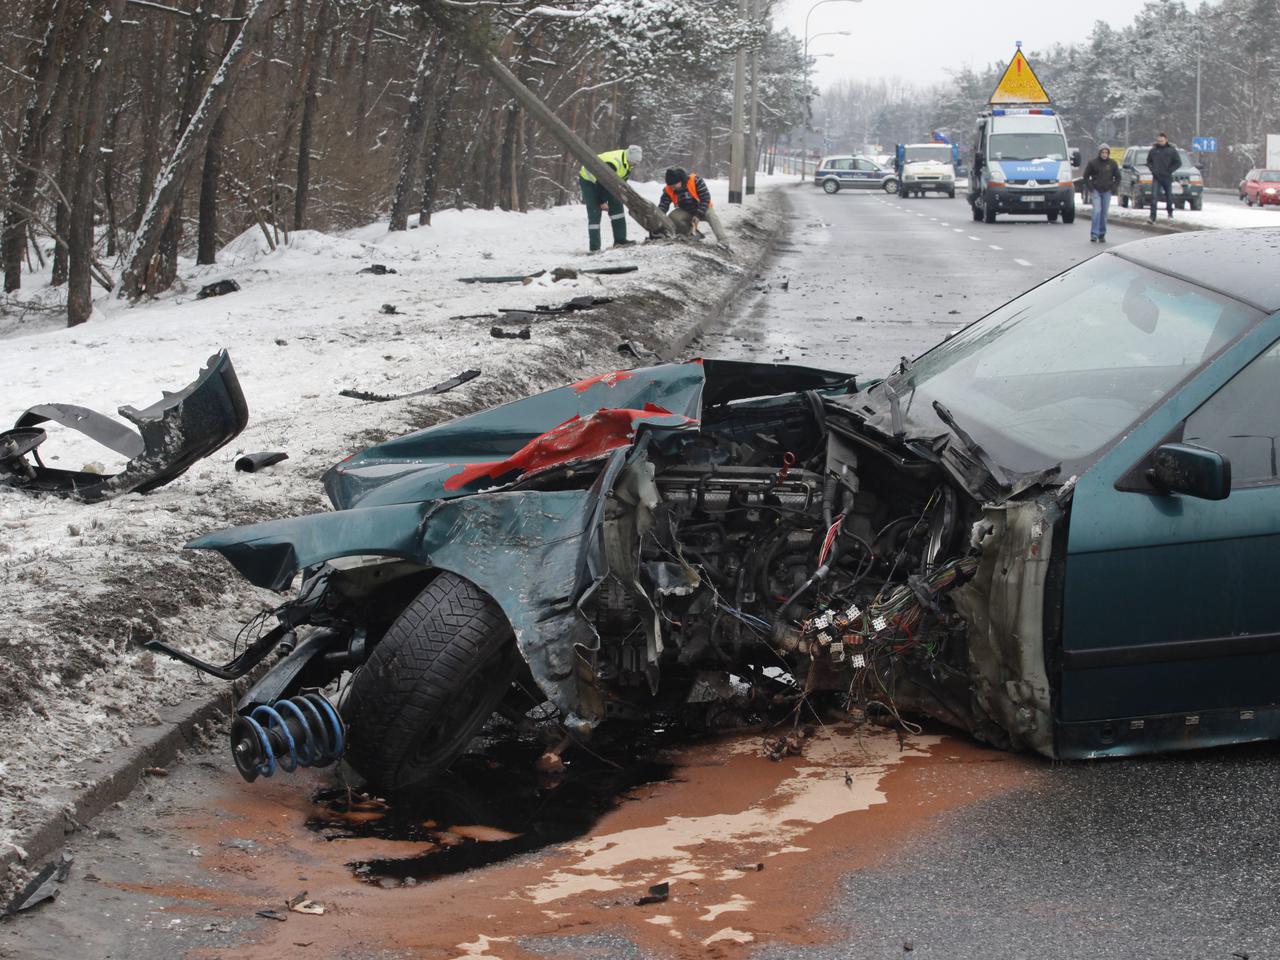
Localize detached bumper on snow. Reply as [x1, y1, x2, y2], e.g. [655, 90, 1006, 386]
[0, 349, 248, 502]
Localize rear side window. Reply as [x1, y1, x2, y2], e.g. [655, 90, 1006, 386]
[1184, 340, 1280, 487]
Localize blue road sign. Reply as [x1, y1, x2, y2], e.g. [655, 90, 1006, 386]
[1192, 136, 1218, 153]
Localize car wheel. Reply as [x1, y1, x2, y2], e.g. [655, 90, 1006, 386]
[823, 179, 839, 194]
[342, 571, 521, 792]
[1134, 192, 1145, 209]
[1047, 211, 1059, 222]
[947, 189, 956, 199]
[1191, 197, 1202, 210]
[1120, 193, 1129, 208]
[884, 179, 898, 194]
[1061, 205, 1075, 224]
[1176, 199, 1186, 209]
[971, 203, 982, 222]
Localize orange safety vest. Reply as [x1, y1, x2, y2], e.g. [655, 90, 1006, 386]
[664, 175, 708, 208]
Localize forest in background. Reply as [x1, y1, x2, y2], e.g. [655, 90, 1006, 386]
[817, 0, 1280, 184]
[0, 0, 809, 325]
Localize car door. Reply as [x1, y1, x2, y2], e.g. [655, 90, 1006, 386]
[1056, 307, 1280, 757]
[849, 158, 879, 189]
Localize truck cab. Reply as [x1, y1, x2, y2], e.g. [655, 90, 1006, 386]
[968, 108, 1079, 224]
[894, 143, 957, 198]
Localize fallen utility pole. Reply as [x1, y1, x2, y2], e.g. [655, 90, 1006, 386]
[419, 4, 674, 237]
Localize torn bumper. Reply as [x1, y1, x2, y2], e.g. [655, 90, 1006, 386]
[0, 350, 248, 502]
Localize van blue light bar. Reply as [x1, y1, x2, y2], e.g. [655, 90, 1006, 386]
[989, 108, 1055, 116]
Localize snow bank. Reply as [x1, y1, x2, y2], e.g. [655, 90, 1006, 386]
[0, 176, 787, 876]
[1101, 193, 1280, 231]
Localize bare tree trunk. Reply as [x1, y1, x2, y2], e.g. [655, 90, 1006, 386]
[67, 0, 126, 326]
[51, 83, 84, 288]
[102, 107, 122, 257]
[1, 0, 74, 292]
[419, 50, 461, 226]
[353, 5, 378, 145]
[294, 0, 331, 231]
[198, 0, 249, 264]
[389, 33, 437, 231]
[133, 16, 174, 232]
[497, 103, 519, 212]
[120, 0, 277, 300]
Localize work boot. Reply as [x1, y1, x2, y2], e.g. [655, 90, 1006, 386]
[1090, 236, 1097, 243]
[614, 239, 636, 248]
[1099, 235, 1107, 243]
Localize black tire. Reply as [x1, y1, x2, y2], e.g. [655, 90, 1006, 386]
[1120, 192, 1130, 208]
[1191, 196, 1202, 211]
[1134, 192, 1145, 209]
[947, 189, 956, 199]
[1176, 199, 1186, 210]
[1047, 211, 1059, 222]
[1062, 204, 1075, 224]
[983, 198, 997, 223]
[971, 203, 982, 221]
[343, 571, 520, 791]
[822, 179, 840, 194]
[884, 179, 898, 194]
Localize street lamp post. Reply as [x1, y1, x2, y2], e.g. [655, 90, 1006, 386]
[801, 0, 861, 179]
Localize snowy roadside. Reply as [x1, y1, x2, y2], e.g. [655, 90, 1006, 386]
[0, 177, 787, 878]
[1099, 194, 1280, 232]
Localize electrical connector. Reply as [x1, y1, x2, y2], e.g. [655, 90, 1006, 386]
[829, 643, 846, 662]
[871, 616, 888, 633]
[845, 604, 862, 620]
[817, 631, 833, 646]
[849, 653, 866, 669]
[812, 613, 832, 631]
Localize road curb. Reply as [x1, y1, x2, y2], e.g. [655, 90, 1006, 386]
[1, 684, 241, 897]
[0, 189, 791, 901]
[670, 187, 789, 358]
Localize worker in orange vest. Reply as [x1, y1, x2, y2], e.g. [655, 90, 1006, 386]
[657, 167, 728, 243]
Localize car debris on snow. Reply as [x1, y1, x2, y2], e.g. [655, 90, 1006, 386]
[357, 264, 396, 275]
[235, 451, 289, 473]
[338, 369, 480, 403]
[196, 279, 240, 299]
[635, 882, 670, 906]
[490, 325, 531, 340]
[0, 349, 248, 502]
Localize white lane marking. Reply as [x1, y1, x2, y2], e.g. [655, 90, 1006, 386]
[940, 222, 950, 226]
[953, 228, 963, 233]
[988, 244, 1003, 250]
[929, 217, 938, 221]
[1014, 258, 1033, 266]
[968, 235, 981, 241]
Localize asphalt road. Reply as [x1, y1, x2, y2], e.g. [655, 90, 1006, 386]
[5, 185, 1278, 960]
[696, 182, 1151, 376]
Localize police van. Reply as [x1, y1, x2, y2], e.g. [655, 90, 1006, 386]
[968, 107, 1080, 224]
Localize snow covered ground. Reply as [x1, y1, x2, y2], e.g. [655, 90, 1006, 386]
[1100, 191, 1280, 231]
[0, 176, 786, 874]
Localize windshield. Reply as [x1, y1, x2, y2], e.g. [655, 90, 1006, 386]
[874, 254, 1262, 477]
[904, 146, 952, 163]
[989, 133, 1067, 161]
[1262, 170, 1280, 180]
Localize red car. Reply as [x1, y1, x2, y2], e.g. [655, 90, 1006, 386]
[1242, 168, 1280, 206]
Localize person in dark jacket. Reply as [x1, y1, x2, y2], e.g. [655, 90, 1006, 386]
[1147, 133, 1180, 221]
[1083, 144, 1121, 243]
[657, 167, 728, 243]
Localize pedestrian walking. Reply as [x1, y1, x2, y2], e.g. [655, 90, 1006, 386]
[579, 145, 642, 252]
[656, 168, 729, 243]
[1083, 144, 1121, 243]
[1147, 133, 1179, 222]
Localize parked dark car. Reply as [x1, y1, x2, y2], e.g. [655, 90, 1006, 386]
[1118, 144, 1204, 210]
[158, 229, 1280, 792]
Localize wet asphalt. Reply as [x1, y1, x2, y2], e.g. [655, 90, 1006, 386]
[696, 182, 1148, 377]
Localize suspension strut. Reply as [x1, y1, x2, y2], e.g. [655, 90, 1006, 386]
[229, 692, 345, 782]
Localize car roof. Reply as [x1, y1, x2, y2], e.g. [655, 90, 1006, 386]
[1111, 228, 1280, 312]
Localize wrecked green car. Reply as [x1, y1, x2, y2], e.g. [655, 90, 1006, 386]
[157, 228, 1280, 789]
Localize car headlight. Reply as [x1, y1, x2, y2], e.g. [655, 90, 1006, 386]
[1189, 175, 1202, 183]
[1139, 174, 1152, 184]
[1266, 187, 1278, 195]
[1057, 161, 1074, 187]
[985, 165, 1006, 186]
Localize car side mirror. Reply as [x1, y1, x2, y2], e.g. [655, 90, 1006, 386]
[1147, 443, 1231, 500]
[1071, 149, 1082, 167]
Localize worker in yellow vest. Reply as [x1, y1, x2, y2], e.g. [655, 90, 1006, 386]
[579, 146, 642, 252]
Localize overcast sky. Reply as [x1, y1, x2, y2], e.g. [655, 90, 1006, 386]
[774, 0, 1185, 89]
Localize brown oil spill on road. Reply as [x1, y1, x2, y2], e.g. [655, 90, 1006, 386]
[157, 726, 1037, 959]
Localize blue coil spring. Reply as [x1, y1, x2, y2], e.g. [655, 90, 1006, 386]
[235, 692, 345, 781]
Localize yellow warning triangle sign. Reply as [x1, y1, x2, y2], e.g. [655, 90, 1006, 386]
[988, 48, 1050, 105]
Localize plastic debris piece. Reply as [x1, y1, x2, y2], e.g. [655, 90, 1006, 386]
[287, 892, 326, 915]
[636, 882, 670, 906]
[457, 270, 546, 284]
[4, 853, 72, 915]
[358, 264, 396, 275]
[490, 325, 531, 340]
[339, 369, 480, 403]
[196, 279, 240, 299]
[256, 909, 288, 922]
[380, 303, 399, 314]
[235, 451, 288, 473]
